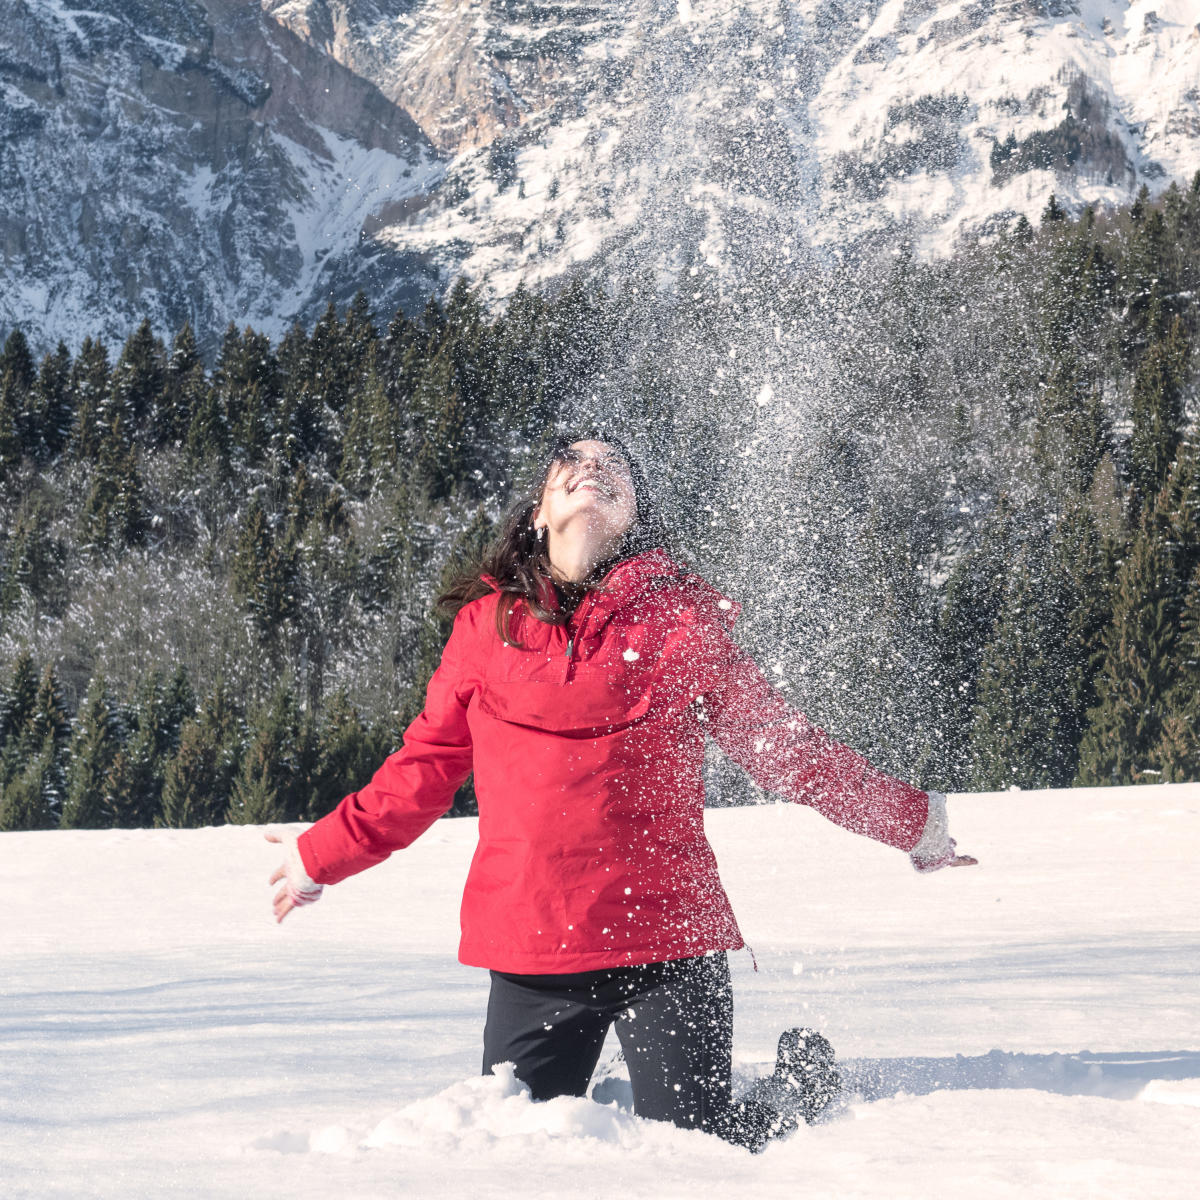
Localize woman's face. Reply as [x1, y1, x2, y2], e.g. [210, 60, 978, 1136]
[533, 440, 638, 547]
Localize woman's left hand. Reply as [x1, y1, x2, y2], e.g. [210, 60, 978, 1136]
[265, 831, 324, 923]
[912, 836, 978, 873]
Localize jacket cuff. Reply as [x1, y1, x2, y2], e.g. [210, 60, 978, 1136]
[295, 830, 323, 885]
[286, 833, 324, 903]
[909, 790, 953, 871]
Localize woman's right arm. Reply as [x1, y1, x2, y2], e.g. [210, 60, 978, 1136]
[293, 608, 478, 888]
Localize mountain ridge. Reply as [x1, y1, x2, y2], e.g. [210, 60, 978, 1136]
[2, 0, 1198, 351]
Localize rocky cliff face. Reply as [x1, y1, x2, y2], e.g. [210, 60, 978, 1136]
[2, 0, 1198, 351]
[1, 0, 437, 351]
[268, 0, 1200, 299]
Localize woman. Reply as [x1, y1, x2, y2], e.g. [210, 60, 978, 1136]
[268, 435, 975, 1150]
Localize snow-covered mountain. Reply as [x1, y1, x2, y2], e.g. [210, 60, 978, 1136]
[3, 0, 1199, 350]
[0, 0, 439, 351]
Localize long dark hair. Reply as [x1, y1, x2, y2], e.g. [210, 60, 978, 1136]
[440, 433, 670, 644]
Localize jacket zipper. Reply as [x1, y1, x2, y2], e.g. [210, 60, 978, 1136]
[564, 590, 599, 670]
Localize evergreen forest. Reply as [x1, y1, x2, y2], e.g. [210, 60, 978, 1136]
[2, 179, 1199, 831]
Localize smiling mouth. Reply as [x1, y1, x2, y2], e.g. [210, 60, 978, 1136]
[568, 477, 615, 498]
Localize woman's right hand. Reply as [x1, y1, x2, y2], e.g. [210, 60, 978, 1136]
[265, 831, 324, 924]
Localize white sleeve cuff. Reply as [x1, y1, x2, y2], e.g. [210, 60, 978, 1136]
[285, 833, 324, 904]
[909, 790, 953, 871]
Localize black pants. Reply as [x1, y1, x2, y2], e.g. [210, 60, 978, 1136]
[483, 952, 769, 1145]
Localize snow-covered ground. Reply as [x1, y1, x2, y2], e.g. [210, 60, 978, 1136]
[3, 784, 1198, 1198]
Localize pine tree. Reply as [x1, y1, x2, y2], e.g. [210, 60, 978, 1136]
[0, 366, 24, 482]
[969, 539, 1079, 789]
[80, 412, 148, 551]
[1033, 362, 1111, 505]
[185, 374, 230, 468]
[163, 665, 197, 742]
[412, 345, 467, 501]
[0, 649, 38, 754]
[1041, 193, 1067, 224]
[1055, 497, 1117, 762]
[25, 664, 71, 769]
[231, 498, 297, 642]
[60, 675, 124, 828]
[0, 330, 35, 394]
[68, 337, 112, 461]
[225, 685, 307, 825]
[0, 731, 62, 831]
[0, 330, 41, 474]
[1128, 317, 1191, 515]
[226, 752, 285, 825]
[1157, 564, 1200, 781]
[159, 323, 208, 448]
[307, 690, 387, 820]
[933, 502, 1017, 788]
[1121, 200, 1172, 362]
[1037, 227, 1115, 385]
[35, 342, 75, 462]
[108, 318, 166, 445]
[3, 496, 70, 621]
[104, 672, 183, 827]
[289, 479, 360, 710]
[1076, 522, 1178, 785]
[214, 325, 279, 466]
[338, 341, 387, 496]
[342, 290, 378, 367]
[280, 302, 346, 465]
[159, 680, 240, 828]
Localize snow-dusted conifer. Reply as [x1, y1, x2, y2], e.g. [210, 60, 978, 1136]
[226, 686, 307, 825]
[68, 337, 111, 461]
[108, 318, 166, 445]
[307, 690, 385, 821]
[61, 675, 123, 829]
[159, 323, 207, 449]
[1075, 521, 1177, 786]
[160, 680, 239, 829]
[232, 497, 297, 644]
[0, 649, 38, 753]
[81, 412, 148, 550]
[1128, 317, 1190, 515]
[969, 539, 1078, 789]
[934, 500, 1017, 788]
[35, 343, 74, 462]
[0, 731, 62, 831]
[1157, 564, 1200, 781]
[0, 368, 23, 482]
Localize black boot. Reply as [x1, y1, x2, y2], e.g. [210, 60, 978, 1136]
[716, 1097, 798, 1153]
[772, 1027, 842, 1124]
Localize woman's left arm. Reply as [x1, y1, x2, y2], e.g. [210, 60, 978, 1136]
[692, 611, 975, 870]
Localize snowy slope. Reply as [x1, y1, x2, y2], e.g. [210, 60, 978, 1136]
[2, 783, 1198, 1198]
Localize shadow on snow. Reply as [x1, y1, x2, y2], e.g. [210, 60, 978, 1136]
[840, 1049, 1200, 1102]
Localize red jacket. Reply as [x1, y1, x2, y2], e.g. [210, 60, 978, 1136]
[298, 549, 930, 973]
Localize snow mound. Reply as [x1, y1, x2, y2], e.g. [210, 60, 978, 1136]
[362, 1063, 709, 1157]
[1139, 1079, 1200, 1108]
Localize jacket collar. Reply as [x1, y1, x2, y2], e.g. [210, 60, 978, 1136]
[480, 548, 739, 636]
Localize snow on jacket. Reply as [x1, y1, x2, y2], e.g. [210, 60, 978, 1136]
[297, 548, 931, 973]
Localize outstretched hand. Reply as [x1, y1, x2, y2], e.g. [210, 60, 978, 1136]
[265, 831, 297, 924]
[911, 835, 978, 873]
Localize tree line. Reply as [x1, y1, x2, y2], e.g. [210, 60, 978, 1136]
[1, 176, 1199, 829]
